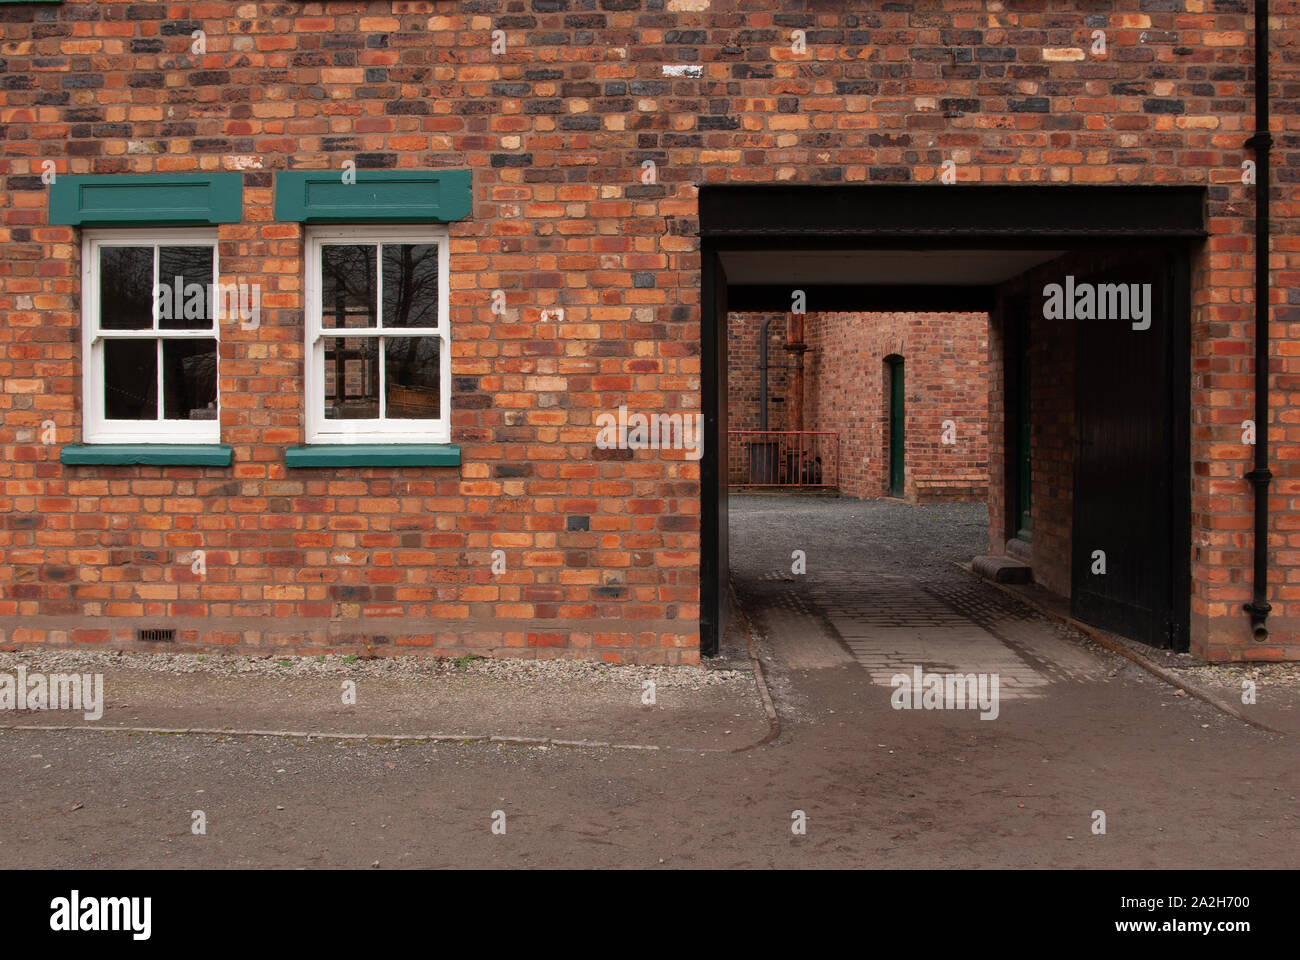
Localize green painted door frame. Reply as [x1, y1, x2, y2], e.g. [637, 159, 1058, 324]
[888, 357, 904, 498]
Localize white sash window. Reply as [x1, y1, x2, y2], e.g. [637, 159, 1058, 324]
[305, 226, 451, 444]
[81, 229, 221, 444]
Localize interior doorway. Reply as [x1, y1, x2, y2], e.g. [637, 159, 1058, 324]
[885, 355, 905, 498]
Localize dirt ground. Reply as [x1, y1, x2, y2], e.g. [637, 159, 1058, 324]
[1, 497, 1296, 869]
[1, 666, 1293, 869]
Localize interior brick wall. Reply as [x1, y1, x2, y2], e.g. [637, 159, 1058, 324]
[727, 312, 790, 433]
[803, 311, 989, 501]
[727, 311, 989, 498]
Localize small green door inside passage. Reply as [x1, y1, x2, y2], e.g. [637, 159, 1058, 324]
[888, 357, 904, 498]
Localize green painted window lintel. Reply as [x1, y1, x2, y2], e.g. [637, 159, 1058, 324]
[285, 444, 461, 468]
[60, 444, 233, 466]
[274, 169, 472, 224]
[49, 173, 243, 227]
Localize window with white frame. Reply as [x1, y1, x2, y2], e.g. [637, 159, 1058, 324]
[81, 229, 220, 444]
[305, 226, 450, 444]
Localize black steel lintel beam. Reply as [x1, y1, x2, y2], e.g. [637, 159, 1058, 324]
[727, 284, 994, 314]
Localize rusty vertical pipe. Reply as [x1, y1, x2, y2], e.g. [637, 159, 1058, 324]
[786, 311, 807, 432]
[758, 315, 774, 432]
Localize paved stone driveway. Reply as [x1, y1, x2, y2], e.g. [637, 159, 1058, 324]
[730, 495, 1107, 698]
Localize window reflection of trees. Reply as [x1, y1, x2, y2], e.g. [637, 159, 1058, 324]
[320, 242, 441, 421]
[382, 243, 438, 328]
[383, 244, 440, 418]
[385, 338, 440, 419]
[158, 246, 215, 329]
[99, 247, 153, 329]
[322, 245, 377, 329]
[98, 242, 219, 422]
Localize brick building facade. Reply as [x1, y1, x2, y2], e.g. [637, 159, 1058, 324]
[728, 311, 989, 500]
[0, 1, 1295, 663]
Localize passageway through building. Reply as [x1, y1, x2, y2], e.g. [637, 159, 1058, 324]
[723, 299, 1006, 676]
[701, 185, 1204, 675]
[728, 496, 1111, 695]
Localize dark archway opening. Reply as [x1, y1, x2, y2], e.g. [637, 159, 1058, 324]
[701, 185, 1204, 658]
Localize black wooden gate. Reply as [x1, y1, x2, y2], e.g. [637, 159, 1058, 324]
[1070, 248, 1190, 649]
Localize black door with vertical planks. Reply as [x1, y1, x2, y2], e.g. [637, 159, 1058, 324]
[1070, 248, 1185, 649]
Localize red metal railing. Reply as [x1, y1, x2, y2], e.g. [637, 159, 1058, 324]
[728, 430, 839, 488]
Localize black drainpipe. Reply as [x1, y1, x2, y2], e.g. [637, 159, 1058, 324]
[759, 316, 775, 431]
[1244, 0, 1272, 641]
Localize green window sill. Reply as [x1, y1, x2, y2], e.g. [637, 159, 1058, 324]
[285, 444, 461, 468]
[60, 444, 233, 466]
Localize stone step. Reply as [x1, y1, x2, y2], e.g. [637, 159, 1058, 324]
[1005, 538, 1032, 563]
[972, 555, 1033, 584]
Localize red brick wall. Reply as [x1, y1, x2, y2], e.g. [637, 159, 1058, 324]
[727, 311, 988, 497]
[0, 1, 1295, 662]
[802, 312, 989, 501]
[727, 313, 790, 433]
